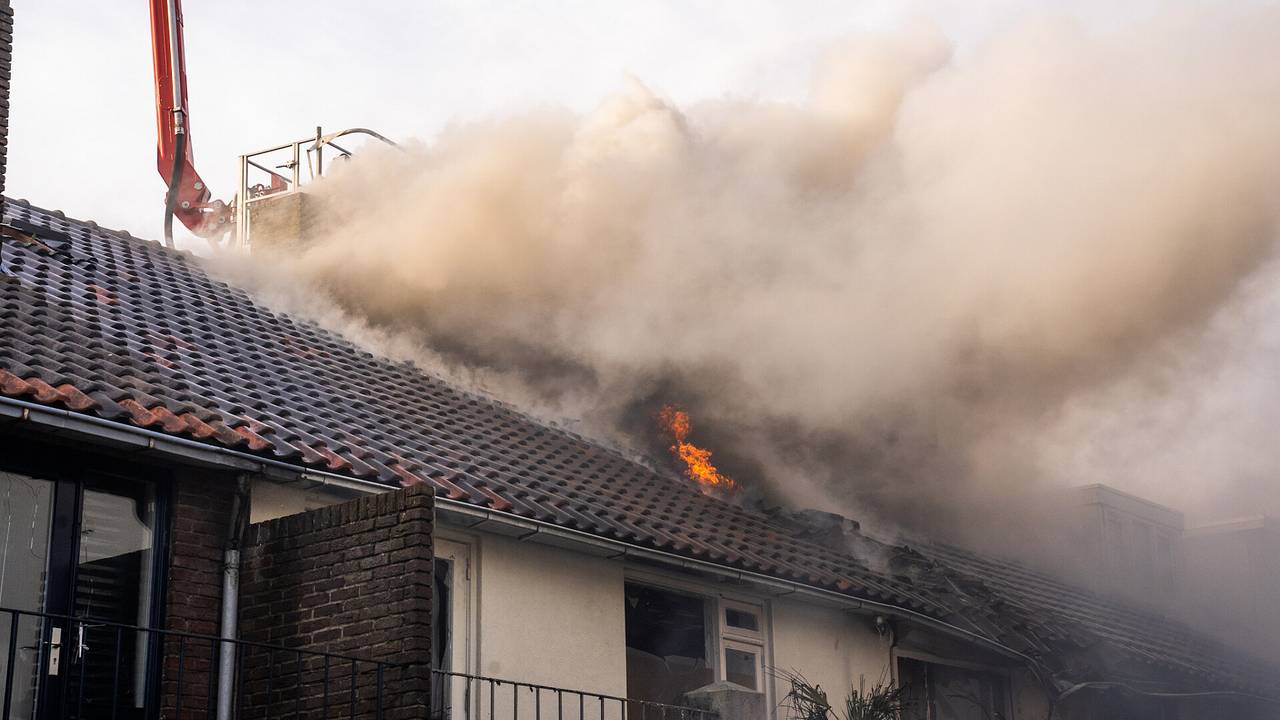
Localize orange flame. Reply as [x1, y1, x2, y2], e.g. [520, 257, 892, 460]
[657, 405, 735, 493]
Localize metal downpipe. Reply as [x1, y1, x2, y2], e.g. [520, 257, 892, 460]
[217, 475, 250, 720]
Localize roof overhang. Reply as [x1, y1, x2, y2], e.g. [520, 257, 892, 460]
[0, 393, 1040, 669]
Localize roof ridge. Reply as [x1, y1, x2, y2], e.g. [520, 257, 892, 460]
[2, 195, 193, 258]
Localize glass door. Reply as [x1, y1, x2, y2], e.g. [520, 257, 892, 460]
[0, 464, 163, 720]
[0, 471, 58, 720]
[62, 477, 159, 720]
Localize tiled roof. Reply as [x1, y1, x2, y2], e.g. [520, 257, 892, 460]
[1, 198, 1274, 697]
[924, 543, 1280, 693]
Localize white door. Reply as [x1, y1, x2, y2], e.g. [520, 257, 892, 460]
[433, 538, 474, 717]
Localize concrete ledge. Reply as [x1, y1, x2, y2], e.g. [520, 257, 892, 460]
[684, 681, 766, 720]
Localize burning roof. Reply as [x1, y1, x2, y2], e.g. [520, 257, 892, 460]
[657, 405, 735, 494]
[1, 198, 1277, 699]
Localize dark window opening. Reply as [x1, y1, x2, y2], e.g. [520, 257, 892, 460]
[431, 557, 452, 720]
[432, 558, 452, 671]
[899, 657, 1009, 720]
[625, 583, 713, 706]
[724, 608, 759, 633]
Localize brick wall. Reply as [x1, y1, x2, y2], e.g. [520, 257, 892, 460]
[0, 0, 12, 210]
[238, 484, 433, 720]
[162, 472, 238, 720]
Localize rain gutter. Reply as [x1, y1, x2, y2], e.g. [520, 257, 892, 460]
[0, 395, 1042, 667]
[7, 395, 1279, 707]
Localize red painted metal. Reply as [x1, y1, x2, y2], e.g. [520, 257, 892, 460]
[148, 0, 230, 238]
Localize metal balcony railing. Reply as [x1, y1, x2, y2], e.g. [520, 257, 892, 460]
[0, 607, 717, 720]
[0, 606, 401, 720]
[233, 126, 398, 248]
[430, 670, 717, 720]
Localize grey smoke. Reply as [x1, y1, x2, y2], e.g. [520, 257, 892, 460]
[219, 5, 1280, 548]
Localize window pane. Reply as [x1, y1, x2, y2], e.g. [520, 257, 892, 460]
[724, 607, 759, 632]
[625, 583, 713, 705]
[0, 472, 55, 720]
[72, 479, 157, 716]
[725, 647, 758, 689]
[898, 658, 1008, 720]
[432, 558, 453, 720]
[931, 664, 1004, 720]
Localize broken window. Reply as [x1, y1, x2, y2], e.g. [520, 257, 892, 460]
[898, 657, 1009, 720]
[625, 583, 714, 706]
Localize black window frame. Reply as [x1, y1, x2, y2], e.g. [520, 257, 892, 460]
[0, 435, 175, 720]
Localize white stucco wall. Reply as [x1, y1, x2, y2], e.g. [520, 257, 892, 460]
[476, 533, 629, 697]
[251, 484, 1048, 720]
[250, 481, 629, 696]
[769, 598, 891, 715]
[249, 479, 345, 523]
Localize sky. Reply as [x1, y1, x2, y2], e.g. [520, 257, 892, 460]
[6, 0, 1141, 249]
[11, 1, 1280, 528]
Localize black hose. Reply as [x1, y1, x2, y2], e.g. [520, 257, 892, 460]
[163, 130, 186, 250]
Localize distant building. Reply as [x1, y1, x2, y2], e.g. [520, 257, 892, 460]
[1184, 515, 1280, 657]
[1072, 484, 1184, 601]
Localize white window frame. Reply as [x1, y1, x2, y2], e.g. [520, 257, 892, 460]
[720, 638, 764, 691]
[720, 598, 765, 642]
[623, 571, 773, 705]
[719, 598, 765, 691]
[434, 534, 478, 676]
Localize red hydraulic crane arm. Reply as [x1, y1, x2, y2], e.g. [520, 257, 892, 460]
[149, 0, 230, 243]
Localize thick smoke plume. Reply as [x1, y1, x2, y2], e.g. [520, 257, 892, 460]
[228, 6, 1280, 549]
